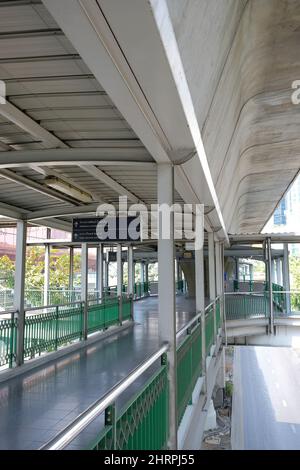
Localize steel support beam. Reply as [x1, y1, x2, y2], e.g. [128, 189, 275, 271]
[14, 220, 27, 366]
[0, 169, 78, 206]
[117, 244, 123, 324]
[0, 201, 26, 219]
[266, 238, 274, 334]
[140, 261, 145, 284]
[276, 258, 282, 286]
[283, 244, 291, 314]
[0, 99, 67, 149]
[0, 148, 153, 169]
[208, 233, 216, 301]
[208, 232, 217, 338]
[69, 246, 74, 290]
[145, 262, 149, 284]
[127, 245, 134, 296]
[215, 242, 222, 297]
[81, 243, 89, 340]
[96, 244, 103, 300]
[157, 163, 177, 449]
[195, 240, 206, 379]
[43, 229, 51, 306]
[80, 165, 140, 203]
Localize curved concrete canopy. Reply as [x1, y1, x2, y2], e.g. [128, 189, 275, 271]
[168, 0, 300, 234]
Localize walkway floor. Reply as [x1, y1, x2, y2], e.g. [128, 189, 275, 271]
[232, 346, 300, 449]
[0, 295, 195, 450]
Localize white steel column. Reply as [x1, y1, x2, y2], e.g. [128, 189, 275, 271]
[208, 233, 217, 338]
[14, 220, 27, 366]
[117, 245, 123, 296]
[140, 261, 145, 283]
[283, 244, 291, 313]
[69, 246, 74, 290]
[271, 259, 276, 284]
[276, 258, 283, 286]
[127, 245, 134, 296]
[195, 241, 206, 377]
[215, 242, 222, 297]
[117, 244, 123, 324]
[44, 244, 50, 307]
[104, 253, 109, 288]
[158, 163, 177, 449]
[266, 238, 274, 334]
[96, 244, 103, 299]
[208, 233, 216, 301]
[81, 243, 88, 340]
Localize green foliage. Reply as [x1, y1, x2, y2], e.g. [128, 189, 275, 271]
[0, 248, 82, 293]
[0, 255, 15, 288]
[25, 247, 44, 290]
[289, 256, 300, 290]
[225, 381, 233, 397]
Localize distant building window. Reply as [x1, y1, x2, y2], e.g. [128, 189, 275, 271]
[274, 199, 286, 226]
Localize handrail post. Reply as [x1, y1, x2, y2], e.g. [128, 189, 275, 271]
[105, 404, 116, 450]
[9, 311, 15, 369]
[14, 220, 27, 367]
[130, 294, 134, 321]
[55, 305, 59, 351]
[118, 295, 123, 325]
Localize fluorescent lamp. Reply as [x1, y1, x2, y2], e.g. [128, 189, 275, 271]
[44, 177, 93, 203]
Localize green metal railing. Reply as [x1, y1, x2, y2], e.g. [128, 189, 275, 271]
[0, 295, 133, 367]
[41, 345, 169, 451]
[24, 302, 84, 359]
[0, 312, 17, 368]
[134, 282, 149, 299]
[176, 280, 187, 294]
[176, 320, 202, 423]
[230, 280, 268, 293]
[87, 297, 120, 334]
[92, 365, 169, 450]
[225, 292, 269, 321]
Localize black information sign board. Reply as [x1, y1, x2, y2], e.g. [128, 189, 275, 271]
[72, 217, 140, 243]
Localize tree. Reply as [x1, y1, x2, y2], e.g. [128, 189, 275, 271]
[0, 255, 15, 289]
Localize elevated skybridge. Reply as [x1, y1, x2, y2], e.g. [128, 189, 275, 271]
[0, 0, 299, 452]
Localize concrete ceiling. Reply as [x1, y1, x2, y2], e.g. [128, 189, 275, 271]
[0, 0, 298, 238]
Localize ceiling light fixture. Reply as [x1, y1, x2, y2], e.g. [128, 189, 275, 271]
[44, 177, 93, 203]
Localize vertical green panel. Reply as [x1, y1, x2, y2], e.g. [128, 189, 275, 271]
[205, 306, 214, 355]
[176, 322, 202, 423]
[0, 313, 17, 367]
[91, 365, 169, 450]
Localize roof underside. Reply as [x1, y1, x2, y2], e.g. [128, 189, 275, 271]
[0, 0, 298, 236]
[168, 0, 300, 234]
[0, 1, 184, 231]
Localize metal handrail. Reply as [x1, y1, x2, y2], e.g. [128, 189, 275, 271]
[40, 343, 169, 450]
[225, 291, 267, 296]
[0, 308, 17, 316]
[176, 295, 221, 340]
[225, 290, 300, 295]
[176, 311, 201, 340]
[24, 300, 84, 312]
